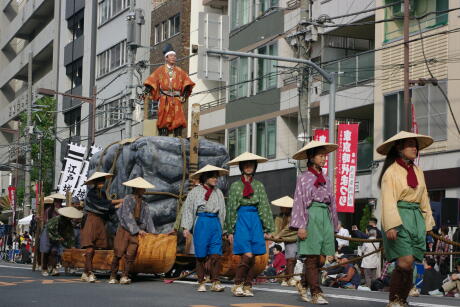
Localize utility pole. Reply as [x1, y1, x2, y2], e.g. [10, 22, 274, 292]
[24, 52, 33, 217]
[297, 0, 311, 171]
[126, 3, 145, 139]
[403, 0, 411, 131]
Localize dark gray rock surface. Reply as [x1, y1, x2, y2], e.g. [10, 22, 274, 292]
[88, 136, 229, 233]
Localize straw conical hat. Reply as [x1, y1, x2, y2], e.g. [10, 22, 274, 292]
[57, 207, 84, 219]
[122, 177, 155, 189]
[271, 196, 294, 208]
[376, 131, 433, 155]
[292, 140, 338, 160]
[228, 152, 268, 166]
[44, 197, 54, 204]
[46, 193, 66, 200]
[84, 172, 113, 185]
[191, 165, 229, 179]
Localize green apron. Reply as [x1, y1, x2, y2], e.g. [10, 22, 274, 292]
[383, 201, 426, 262]
[298, 202, 335, 256]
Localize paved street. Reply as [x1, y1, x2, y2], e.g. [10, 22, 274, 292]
[0, 262, 458, 307]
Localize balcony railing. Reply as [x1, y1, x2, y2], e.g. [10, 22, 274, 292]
[200, 98, 226, 112]
[322, 52, 374, 93]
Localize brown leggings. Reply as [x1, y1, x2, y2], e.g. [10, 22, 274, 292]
[196, 254, 222, 283]
[301, 255, 325, 295]
[110, 242, 139, 278]
[234, 255, 258, 286]
[42, 251, 57, 271]
[389, 266, 413, 303]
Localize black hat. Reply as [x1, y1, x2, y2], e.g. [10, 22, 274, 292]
[163, 43, 175, 57]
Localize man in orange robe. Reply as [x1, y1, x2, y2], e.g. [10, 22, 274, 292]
[144, 44, 195, 137]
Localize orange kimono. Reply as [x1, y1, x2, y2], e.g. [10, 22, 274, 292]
[144, 65, 195, 131]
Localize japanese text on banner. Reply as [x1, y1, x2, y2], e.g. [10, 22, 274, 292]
[335, 124, 359, 213]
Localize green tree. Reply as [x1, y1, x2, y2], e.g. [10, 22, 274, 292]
[359, 205, 374, 232]
[18, 97, 56, 206]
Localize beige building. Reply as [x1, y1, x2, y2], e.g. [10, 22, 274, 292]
[373, 0, 460, 223]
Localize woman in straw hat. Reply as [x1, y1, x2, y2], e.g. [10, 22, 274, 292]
[225, 152, 275, 297]
[39, 206, 83, 277]
[376, 131, 435, 307]
[80, 172, 124, 283]
[109, 177, 156, 285]
[290, 140, 339, 305]
[270, 196, 298, 287]
[181, 165, 228, 292]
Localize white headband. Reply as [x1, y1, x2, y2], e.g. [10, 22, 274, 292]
[164, 50, 176, 57]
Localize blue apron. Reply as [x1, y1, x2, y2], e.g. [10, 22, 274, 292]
[233, 206, 266, 255]
[193, 212, 223, 258]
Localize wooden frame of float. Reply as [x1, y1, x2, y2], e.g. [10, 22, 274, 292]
[62, 234, 268, 277]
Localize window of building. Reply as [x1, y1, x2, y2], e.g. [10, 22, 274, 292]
[257, 43, 278, 92]
[412, 82, 448, 141]
[154, 14, 181, 45]
[383, 92, 406, 141]
[64, 107, 81, 136]
[229, 57, 249, 100]
[383, 82, 448, 141]
[65, 58, 83, 88]
[162, 20, 169, 41]
[256, 119, 276, 159]
[97, 40, 127, 77]
[384, 0, 448, 42]
[154, 24, 161, 45]
[99, 0, 131, 25]
[228, 125, 248, 159]
[97, 98, 123, 130]
[170, 14, 180, 37]
[68, 10, 84, 39]
[257, 0, 278, 17]
[231, 0, 251, 29]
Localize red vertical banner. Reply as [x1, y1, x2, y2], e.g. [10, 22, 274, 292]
[8, 186, 16, 226]
[335, 124, 359, 213]
[313, 129, 329, 175]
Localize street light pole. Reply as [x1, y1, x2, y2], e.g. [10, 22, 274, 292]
[24, 52, 33, 217]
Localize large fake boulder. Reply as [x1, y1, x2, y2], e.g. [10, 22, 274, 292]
[88, 136, 229, 233]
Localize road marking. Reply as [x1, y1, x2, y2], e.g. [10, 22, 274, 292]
[232, 304, 302, 307]
[175, 281, 458, 307]
[0, 275, 31, 278]
[0, 281, 16, 286]
[0, 264, 33, 270]
[42, 280, 54, 284]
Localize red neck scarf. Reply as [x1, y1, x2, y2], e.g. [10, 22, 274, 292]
[202, 184, 213, 201]
[241, 175, 254, 198]
[308, 167, 326, 188]
[396, 158, 418, 188]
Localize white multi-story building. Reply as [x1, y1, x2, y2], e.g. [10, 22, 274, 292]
[0, 0, 61, 196]
[54, 0, 152, 186]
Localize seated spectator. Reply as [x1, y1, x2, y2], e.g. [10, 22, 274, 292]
[421, 257, 442, 295]
[271, 244, 287, 275]
[263, 245, 286, 279]
[429, 259, 460, 297]
[371, 261, 395, 291]
[358, 229, 380, 288]
[329, 255, 361, 289]
[436, 226, 452, 276]
[351, 217, 382, 239]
